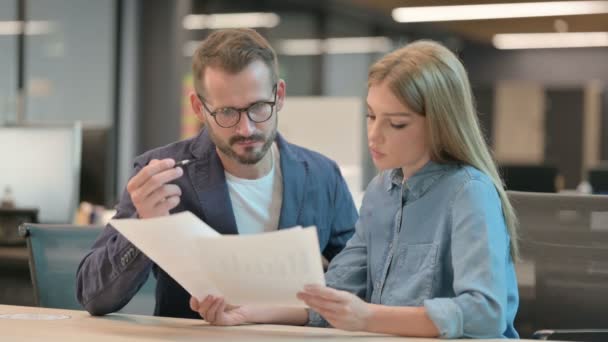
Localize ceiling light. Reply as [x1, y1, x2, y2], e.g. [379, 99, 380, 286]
[493, 32, 608, 49]
[184, 37, 393, 57]
[183, 13, 280, 30]
[276, 37, 392, 56]
[0, 21, 53, 35]
[324, 37, 392, 54]
[392, 1, 608, 23]
[276, 39, 323, 56]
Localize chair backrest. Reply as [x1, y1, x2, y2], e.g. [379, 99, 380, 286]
[533, 329, 608, 341]
[589, 168, 608, 195]
[19, 223, 156, 315]
[508, 191, 608, 332]
[509, 191, 608, 248]
[500, 165, 558, 193]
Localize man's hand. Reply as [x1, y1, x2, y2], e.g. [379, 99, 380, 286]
[297, 284, 372, 331]
[126, 158, 183, 219]
[321, 256, 329, 271]
[190, 296, 248, 326]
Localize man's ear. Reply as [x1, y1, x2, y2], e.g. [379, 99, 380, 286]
[190, 92, 206, 124]
[276, 79, 286, 112]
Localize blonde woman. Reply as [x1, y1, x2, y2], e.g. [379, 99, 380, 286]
[190, 40, 520, 339]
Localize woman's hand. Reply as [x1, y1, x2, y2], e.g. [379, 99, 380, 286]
[190, 296, 248, 326]
[297, 284, 372, 331]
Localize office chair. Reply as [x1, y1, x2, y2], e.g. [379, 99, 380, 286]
[509, 191, 608, 341]
[500, 164, 558, 193]
[19, 223, 156, 315]
[0, 207, 37, 245]
[532, 329, 608, 341]
[589, 168, 608, 195]
[509, 191, 608, 247]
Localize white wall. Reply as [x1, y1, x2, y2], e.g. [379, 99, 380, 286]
[493, 81, 545, 164]
[278, 97, 365, 207]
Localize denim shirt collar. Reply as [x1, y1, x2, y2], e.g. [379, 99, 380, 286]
[386, 160, 457, 201]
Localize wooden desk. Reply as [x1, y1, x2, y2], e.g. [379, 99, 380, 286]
[0, 304, 535, 341]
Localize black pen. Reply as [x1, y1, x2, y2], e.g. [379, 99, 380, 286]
[173, 159, 202, 168]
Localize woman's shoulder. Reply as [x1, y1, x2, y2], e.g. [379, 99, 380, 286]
[440, 164, 498, 200]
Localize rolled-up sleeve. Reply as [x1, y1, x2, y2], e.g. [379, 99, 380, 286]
[424, 179, 510, 339]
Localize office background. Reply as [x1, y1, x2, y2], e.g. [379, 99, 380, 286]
[1, 0, 608, 339]
[2, 0, 607, 207]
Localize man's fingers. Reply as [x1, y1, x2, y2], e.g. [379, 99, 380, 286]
[197, 295, 215, 317]
[127, 158, 175, 192]
[225, 303, 239, 311]
[190, 297, 199, 311]
[136, 167, 183, 199]
[321, 256, 329, 270]
[216, 301, 227, 324]
[206, 297, 224, 323]
[146, 184, 182, 207]
[127, 159, 174, 191]
[155, 196, 181, 213]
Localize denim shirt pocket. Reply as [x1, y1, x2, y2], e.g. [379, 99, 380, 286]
[382, 243, 439, 306]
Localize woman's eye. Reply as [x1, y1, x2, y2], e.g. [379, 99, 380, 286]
[390, 123, 408, 129]
[366, 114, 376, 120]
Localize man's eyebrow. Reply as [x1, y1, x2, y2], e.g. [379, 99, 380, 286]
[217, 95, 275, 110]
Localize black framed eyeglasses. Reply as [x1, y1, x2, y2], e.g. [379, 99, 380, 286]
[197, 85, 278, 128]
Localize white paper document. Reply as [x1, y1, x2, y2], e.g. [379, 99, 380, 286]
[110, 211, 326, 307]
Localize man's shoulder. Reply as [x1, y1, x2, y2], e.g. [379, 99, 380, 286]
[281, 141, 340, 172]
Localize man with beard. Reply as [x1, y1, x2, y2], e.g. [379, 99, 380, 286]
[76, 28, 358, 319]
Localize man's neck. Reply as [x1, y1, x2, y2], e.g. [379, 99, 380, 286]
[217, 146, 274, 180]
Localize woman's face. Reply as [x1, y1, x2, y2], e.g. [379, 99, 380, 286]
[366, 81, 431, 178]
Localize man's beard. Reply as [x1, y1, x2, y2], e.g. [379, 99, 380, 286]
[208, 125, 277, 165]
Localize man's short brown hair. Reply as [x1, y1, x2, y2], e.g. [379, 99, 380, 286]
[192, 28, 279, 96]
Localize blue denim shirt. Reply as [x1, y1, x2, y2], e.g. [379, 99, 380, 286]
[308, 161, 519, 339]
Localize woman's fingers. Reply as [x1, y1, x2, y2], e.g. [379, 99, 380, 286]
[298, 292, 341, 314]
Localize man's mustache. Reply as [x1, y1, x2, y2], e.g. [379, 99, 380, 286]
[230, 134, 265, 145]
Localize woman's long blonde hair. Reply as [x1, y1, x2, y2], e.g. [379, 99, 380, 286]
[368, 40, 519, 259]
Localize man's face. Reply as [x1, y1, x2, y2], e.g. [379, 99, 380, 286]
[193, 61, 285, 165]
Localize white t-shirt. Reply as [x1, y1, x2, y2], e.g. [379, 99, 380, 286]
[224, 143, 282, 235]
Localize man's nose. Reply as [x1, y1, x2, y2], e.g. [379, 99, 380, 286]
[235, 111, 255, 136]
